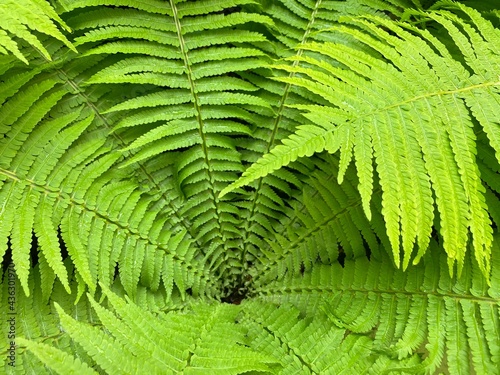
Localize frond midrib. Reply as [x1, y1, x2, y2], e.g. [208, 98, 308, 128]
[240, 0, 325, 276]
[0, 166, 212, 285]
[52, 60, 208, 262]
[169, 0, 244, 279]
[253, 283, 498, 304]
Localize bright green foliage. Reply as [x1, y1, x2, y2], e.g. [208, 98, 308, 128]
[240, 300, 421, 374]
[0, 0, 75, 63]
[0, 0, 499, 374]
[222, 1, 500, 279]
[7, 239, 499, 374]
[16, 338, 98, 375]
[254, 238, 500, 374]
[53, 287, 276, 374]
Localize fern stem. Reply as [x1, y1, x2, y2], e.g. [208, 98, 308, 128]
[240, 0, 323, 282]
[169, 0, 242, 284]
[254, 283, 500, 304]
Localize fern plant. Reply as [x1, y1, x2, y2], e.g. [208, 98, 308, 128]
[0, 0, 499, 374]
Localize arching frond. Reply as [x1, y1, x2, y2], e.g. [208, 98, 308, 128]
[231, 0, 406, 282]
[253, 237, 500, 374]
[57, 0, 276, 288]
[0, 0, 75, 63]
[0, 63, 217, 303]
[223, 3, 500, 278]
[26, 286, 276, 374]
[0, 1, 499, 374]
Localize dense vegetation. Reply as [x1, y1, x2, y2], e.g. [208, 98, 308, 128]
[0, 0, 499, 373]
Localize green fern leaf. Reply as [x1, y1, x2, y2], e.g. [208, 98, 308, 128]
[1, 2, 499, 374]
[220, 124, 337, 197]
[11, 188, 38, 296]
[50, 287, 276, 374]
[55, 301, 153, 375]
[241, 300, 418, 374]
[254, 238, 500, 374]
[224, 6, 499, 276]
[0, 0, 75, 63]
[18, 338, 98, 375]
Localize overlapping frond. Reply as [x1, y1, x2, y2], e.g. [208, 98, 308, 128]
[0, 56, 218, 303]
[231, 0, 408, 280]
[24, 286, 275, 374]
[0, 261, 197, 374]
[0, 263, 100, 374]
[253, 236, 500, 374]
[11, 236, 500, 375]
[223, 2, 500, 278]
[56, 0, 277, 288]
[249, 155, 391, 288]
[240, 300, 419, 374]
[0, 0, 75, 64]
[0, 1, 499, 374]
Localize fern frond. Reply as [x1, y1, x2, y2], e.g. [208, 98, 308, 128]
[57, 164, 214, 300]
[1, 2, 499, 374]
[0, 78, 97, 294]
[240, 300, 419, 374]
[224, 5, 499, 277]
[17, 338, 98, 375]
[60, 0, 277, 287]
[39, 287, 276, 374]
[2, 261, 202, 374]
[0, 37, 221, 302]
[0, 263, 103, 374]
[251, 155, 391, 286]
[0, 0, 75, 63]
[253, 237, 500, 374]
[225, 0, 416, 282]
